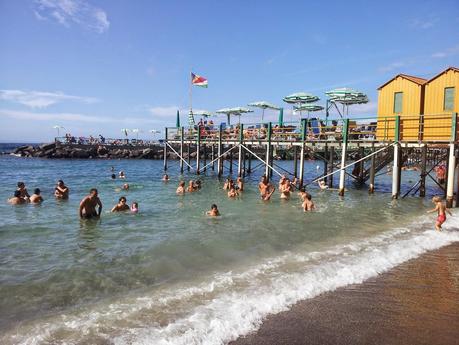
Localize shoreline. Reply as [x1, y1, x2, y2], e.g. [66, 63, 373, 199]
[231, 242, 459, 345]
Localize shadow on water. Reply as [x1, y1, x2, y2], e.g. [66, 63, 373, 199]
[78, 218, 102, 250]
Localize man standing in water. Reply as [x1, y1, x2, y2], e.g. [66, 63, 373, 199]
[54, 180, 69, 199]
[428, 196, 452, 231]
[8, 190, 26, 205]
[79, 188, 102, 219]
[258, 175, 275, 201]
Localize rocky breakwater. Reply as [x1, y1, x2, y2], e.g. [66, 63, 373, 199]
[11, 142, 168, 159]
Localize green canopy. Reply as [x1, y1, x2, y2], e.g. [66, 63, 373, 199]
[325, 87, 369, 117]
[248, 101, 280, 122]
[176, 110, 180, 128]
[278, 108, 284, 126]
[193, 110, 213, 117]
[294, 104, 324, 112]
[216, 107, 253, 125]
[283, 92, 319, 104]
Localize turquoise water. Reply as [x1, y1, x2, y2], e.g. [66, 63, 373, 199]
[0, 155, 458, 345]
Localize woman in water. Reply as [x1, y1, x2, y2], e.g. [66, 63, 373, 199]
[111, 196, 130, 212]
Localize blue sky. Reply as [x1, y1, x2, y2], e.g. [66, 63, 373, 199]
[0, 0, 458, 142]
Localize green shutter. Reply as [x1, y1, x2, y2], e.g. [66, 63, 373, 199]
[444, 87, 455, 111]
[394, 92, 403, 114]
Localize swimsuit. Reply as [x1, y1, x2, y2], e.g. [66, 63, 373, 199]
[437, 214, 446, 224]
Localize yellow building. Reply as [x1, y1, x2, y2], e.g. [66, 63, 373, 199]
[376, 74, 426, 141]
[423, 67, 459, 141]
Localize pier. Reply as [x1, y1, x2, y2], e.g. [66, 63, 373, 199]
[164, 113, 459, 206]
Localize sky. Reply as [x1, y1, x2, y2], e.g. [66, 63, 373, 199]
[0, 0, 458, 142]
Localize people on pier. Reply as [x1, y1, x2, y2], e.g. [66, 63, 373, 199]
[111, 196, 130, 212]
[162, 174, 169, 181]
[302, 193, 315, 212]
[207, 204, 220, 217]
[17, 182, 30, 201]
[427, 196, 452, 231]
[54, 180, 69, 199]
[258, 175, 275, 201]
[79, 188, 102, 219]
[8, 190, 26, 205]
[176, 181, 186, 194]
[30, 188, 43, 203]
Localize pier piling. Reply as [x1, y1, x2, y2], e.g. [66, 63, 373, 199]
[369, 143, 376, 193]
[265, 122, 272, 180]
[180, 127, 184, 173]
[392, 116, 401, 199]
[163, 128, 168, 171]
[338, 119, 349, 196]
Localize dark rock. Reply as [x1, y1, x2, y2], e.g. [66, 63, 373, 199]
[39, 143, 56, 151]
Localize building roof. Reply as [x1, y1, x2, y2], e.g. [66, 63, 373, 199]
[427, 66, 459, 84]
[378, 74, 427, 90]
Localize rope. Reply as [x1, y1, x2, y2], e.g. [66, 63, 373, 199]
[240, 144, 283, 178]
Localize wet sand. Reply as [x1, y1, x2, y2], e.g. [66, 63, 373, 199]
[231, 242, 459, 345]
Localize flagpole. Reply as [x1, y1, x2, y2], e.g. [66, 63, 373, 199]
[189, 71, 193, 127]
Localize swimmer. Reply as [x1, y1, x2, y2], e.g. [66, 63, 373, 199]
[29, 188, 43, 203]
[302, 193, 315, 212]
[119, 171, 126, 179]
[79, 188, 102, 219]
[54, 180, 69, 199]
[206, 204, 220, 217]
[111, 174, 116, 180]
[122, 183, 130, 190]
[187, 180, 197, 192]
[318, 179, 329, 190]
[111, 196, 130, 212]
[280, 178, 292, 199]
[228, 186, 239, 198]
[290, 177, 298, 191]
[223, 178, 232, 190]
[258, 175, 275, 201]
[194, 180, 202, 190]
[427, 196, 452, 231]
[162, 174, 169, 181]
[131, 202, 139, 213]
[111, 166, 115, 172]
[298, 186, 311, 201]
[17, 182, 30, 201]
[236, 177, 244, 192]
[8, 190, 26, 205]
[176, 181, 186, 194]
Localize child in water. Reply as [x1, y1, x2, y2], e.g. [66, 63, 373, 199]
[131, 202, 139, 213]
[206, 204, 220, 217]
[176, 181, 186, 194]
[428, 196, 452, 231]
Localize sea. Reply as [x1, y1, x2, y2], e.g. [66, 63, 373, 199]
[0, 150, 458, 345]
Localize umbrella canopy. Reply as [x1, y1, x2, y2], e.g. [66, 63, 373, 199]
[325, 88, 368, 105]
[248, 101, 280, 122]
[216, 107, 253, 125]
[193, 110, 213, 117]
[283, 92, 319, 104]
[294, 104, 324, 112]
[176, 110, 180, 127]
[121, 128, 130, 137]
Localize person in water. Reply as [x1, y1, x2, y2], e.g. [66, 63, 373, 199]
[298, 186, 311, 202]
[131, 202, 139, 213]
[30, 188, 43, 203]
[258, 175, 275, 201]
[318, 179, 329, 190]
[236, 177, 244, 192]
[195, 180, 202, 190]
[119, 171, 126, 179]
[428, 196, 452, 231]
[279, 177, 292, 199]
[206, 204, 220, 216]
[162, 174, 169, 181]
[17, 182, 30, 201]
[8, 190, 26, 205]
[223, 178, 233, 190]
[187, 180, 197, 192]
[122, 183, 129, 190]
[111, 174, 116, 180]
[302, 193, 315, 212]
[228, 186, 239, 198]
[79, 188, 102, 219]
[176, 181, 186, 194]
[111, 196, 130, 212]
[54, 180, 69, 199]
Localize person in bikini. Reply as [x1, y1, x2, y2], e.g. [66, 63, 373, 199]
[79, 188, 102, 219]
[428, 196, 452, 231]
[111, 196, 130, 212]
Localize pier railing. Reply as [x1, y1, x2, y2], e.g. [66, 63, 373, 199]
[165, 113, 458, 144]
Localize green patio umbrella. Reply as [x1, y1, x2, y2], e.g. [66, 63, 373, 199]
[176, 110, 181, 128]
[294, 104, 324, 119]
[325, 87, 368, 117]
[193, 110, 213, 118]
[247, 101, 280, 122]
[216, 107, 253, 125]
[216, 107, 233, 125]
[283, 92, 320, 122]
[278, 108, 284, 126]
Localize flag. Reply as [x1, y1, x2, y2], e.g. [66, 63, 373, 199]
[191, 72, 208, 88]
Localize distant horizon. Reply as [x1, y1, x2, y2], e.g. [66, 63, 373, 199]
[1, 0, 458, 142]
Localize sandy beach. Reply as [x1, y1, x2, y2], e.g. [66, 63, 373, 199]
[231, 242, 459, 345]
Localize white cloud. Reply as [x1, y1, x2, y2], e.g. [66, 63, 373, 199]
[378, 61, 405, 73]
[349, 101, 378, 115]
[33, 0, 110, 33]
[0, 109, 110, 123]
[409, 17, 438, 30]
[148, 106, 183, 119]
[431, 44, 459, 59]
[0, 90, 98, 109]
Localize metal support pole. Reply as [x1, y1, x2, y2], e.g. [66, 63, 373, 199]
[163, 127, 168, 171]
[299, 119, 307, 187]
[419, 144, 427, 197]
[369, 143, 376, 193]
[203, 143, 207, 172]
[328, 146, 334, 188]
[293, 145, 298, 178]
[323, 144, 329, 183]
[358, 146, 365, 183]
[247, 146, 252, 174]
[217, 124, 223, 177]
[187, 143, 191, 171]
[338, 119, 349, 196]
[265, 122, 272, 180]
[392, 116, 401, 199]
[238, 124, 244, 177]
[196, 128, 201, 175]
[447, 113, 457, 207]
[211, 144, 215, 171]
[180, 127, 184, 173]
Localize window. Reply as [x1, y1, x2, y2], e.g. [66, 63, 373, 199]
[444, 87, 455, 111]
[394, 92, 403, 114]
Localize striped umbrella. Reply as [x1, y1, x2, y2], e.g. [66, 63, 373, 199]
[216, 107, 253, 125]
[283, 92, 319, 122]
[248, 101, 280, 122]
[193, 110, 213, 117]
[294, 104, 324, 119]
[325, 88, 368, 117]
